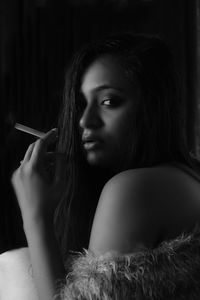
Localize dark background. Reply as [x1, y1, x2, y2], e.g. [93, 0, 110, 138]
[0, 0, 199, 253]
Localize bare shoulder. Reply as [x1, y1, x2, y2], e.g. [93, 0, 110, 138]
[99, 165, 179, 204]
[89, 164, 200, 255]
[106, 164, 200, 199]
[105, 164, 200, 221]
[0, 247, 38, 300]
[89, 166, 168, 255]
[106, 163, 190, 185]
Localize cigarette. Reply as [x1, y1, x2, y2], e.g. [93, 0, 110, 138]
[14, 123, 45, 138]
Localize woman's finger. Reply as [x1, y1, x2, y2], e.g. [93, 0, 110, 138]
[21, 142, 36, 165]
[29, 129, 58, 167]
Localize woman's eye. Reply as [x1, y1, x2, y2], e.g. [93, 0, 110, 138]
[101, 97, 121, 107]
[102, 99, 112, 106]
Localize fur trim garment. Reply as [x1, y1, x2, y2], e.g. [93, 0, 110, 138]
[59, 225, 200, 300]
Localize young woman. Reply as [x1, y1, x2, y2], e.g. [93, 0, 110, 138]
[6, 32, 200, 299]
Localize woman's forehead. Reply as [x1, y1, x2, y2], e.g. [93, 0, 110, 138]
[80, 55, 135, 96]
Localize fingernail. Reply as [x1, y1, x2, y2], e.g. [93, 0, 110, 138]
[51, 128, 58, 132]
[51, 128, 59, 140]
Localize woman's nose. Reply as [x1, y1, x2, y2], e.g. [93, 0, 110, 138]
[79, 105, 103, 129]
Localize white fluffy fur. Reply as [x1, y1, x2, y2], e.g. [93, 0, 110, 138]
[59, 225, 200, 300]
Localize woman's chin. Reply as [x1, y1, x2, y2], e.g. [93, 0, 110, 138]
[86, 151, 117, 171]
[86, 151, 104, 166]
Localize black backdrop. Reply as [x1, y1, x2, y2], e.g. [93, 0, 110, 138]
[0, 0, 198, 253]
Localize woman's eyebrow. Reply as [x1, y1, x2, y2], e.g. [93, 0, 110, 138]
[92, 85, 124, 93]
[79, 85, 124, 95]
[79, 85, 125, 99]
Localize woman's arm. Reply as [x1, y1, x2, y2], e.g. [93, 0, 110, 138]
[11, 129, 66, 300]
[22, 218, 64, 300]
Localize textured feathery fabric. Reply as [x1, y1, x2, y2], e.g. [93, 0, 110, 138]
[59, 225, 200, 300]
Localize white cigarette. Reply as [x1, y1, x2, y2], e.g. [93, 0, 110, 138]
[14, 123, 45, 138]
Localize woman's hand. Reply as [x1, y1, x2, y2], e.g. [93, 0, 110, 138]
[11, 128, 66, 223]
[11, 129, 66, 300]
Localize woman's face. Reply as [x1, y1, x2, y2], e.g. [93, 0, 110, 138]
[79, 55, 138, 171]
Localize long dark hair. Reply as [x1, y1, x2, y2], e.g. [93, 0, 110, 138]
[54, 32, 198, 258]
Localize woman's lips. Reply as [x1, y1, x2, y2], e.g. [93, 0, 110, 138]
[83, 140, 101, 150]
